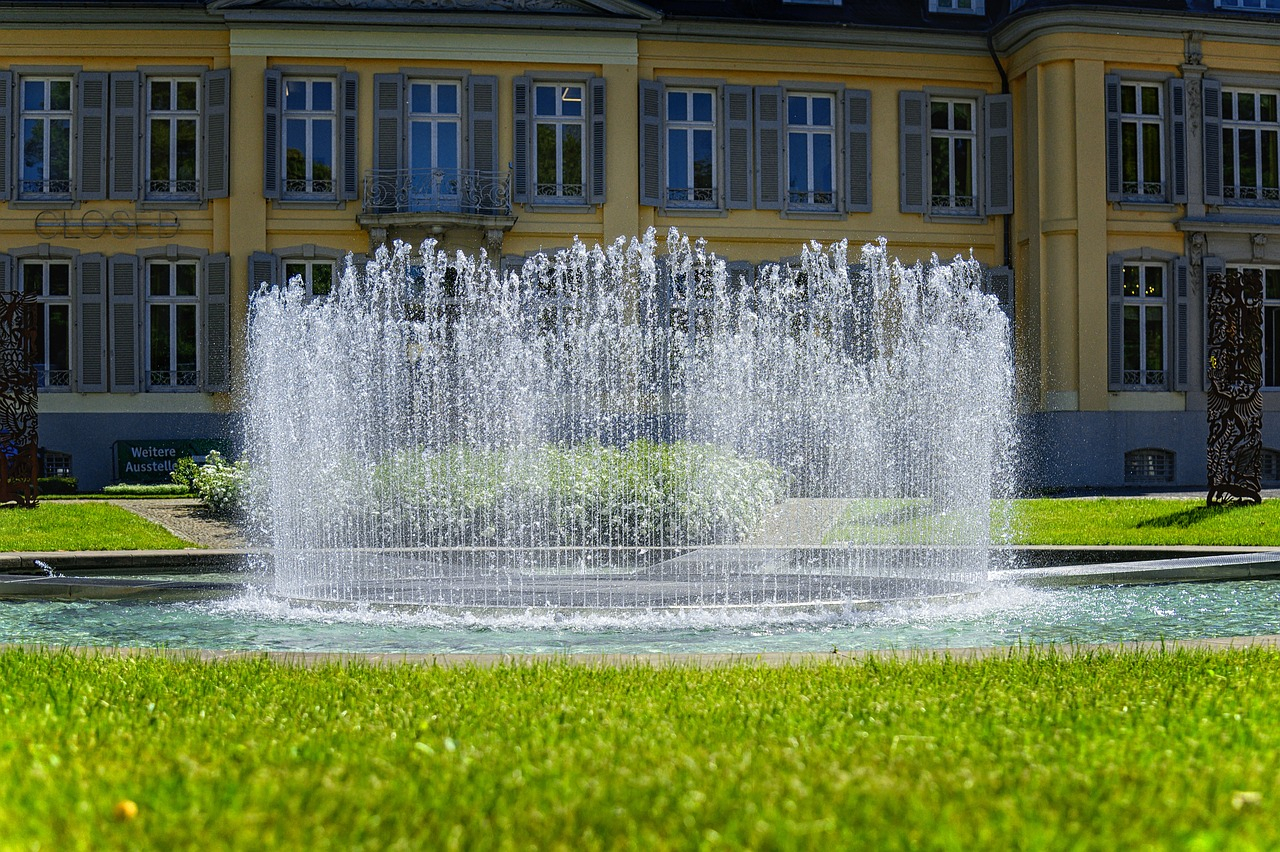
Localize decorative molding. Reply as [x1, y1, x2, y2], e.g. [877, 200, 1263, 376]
[1185, 30, 1203, 65]
[1253, 233, 1268, 261]
[1189, 231, 1207, 296]
[1185, 76, 1202, 138]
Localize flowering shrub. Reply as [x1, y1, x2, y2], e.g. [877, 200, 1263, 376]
[191, 451, 250, 516]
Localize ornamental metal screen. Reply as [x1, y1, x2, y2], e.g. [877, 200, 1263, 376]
[1206, 267, 1263, 505]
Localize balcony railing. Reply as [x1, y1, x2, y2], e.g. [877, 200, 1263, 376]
[362, 168, 511, 217]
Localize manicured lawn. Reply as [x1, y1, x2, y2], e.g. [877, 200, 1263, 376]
[1, 647, 1278, 849]
[0, 503, 194, 550]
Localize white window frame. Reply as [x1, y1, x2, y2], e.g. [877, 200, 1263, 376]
[1121, 262, 1168, 389]
[282, 258, 336, 299]
[406, 79, 463, 210]
[145, 258, 202, 391]
[146, 76, 201, 200]
[1221, 87, 1280, 205]
[532, 83, 586, 201]
[931, 0, 985, 13]
[1119, 81, 1166, 199]
[19, 76, 73, 198]
[20, 258, 73, 391]
[1216, 0, 1280, 9]
[786, 92, 837, 211]
[665, 88, 718, 208]
[929, 97, 978, 214]
[282, 76, 337, 199]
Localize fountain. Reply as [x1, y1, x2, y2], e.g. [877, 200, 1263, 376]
[245, 229, 1015, 612]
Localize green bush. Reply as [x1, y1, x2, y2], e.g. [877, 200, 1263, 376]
[191, 450, 250, 516]
[36, 476, 77, 495]
[170, 456, 200, 492]
[102, 483, 191, 496]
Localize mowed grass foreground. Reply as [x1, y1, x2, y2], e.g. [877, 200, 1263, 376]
[4, 648, 1280, 850]
[0, 503, 192, 551]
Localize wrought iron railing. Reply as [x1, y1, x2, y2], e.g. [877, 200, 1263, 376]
[1224, 185, 1280, 204]
[147, 178, 200, 198]
[363, 168, 511, 216]
[149, 369, 200, 389]
[1121, 180, 1166, 198]
[35, 366, 70, 389]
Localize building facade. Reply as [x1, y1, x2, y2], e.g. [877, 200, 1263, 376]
[3, 0, 1278, 490]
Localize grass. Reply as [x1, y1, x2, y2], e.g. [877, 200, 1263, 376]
[2, 647, 1279, 850]
[0, 503, 194, 550]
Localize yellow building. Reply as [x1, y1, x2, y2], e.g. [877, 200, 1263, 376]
[2, 0, 1275, 489]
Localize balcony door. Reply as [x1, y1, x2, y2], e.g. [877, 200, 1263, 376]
[407, 81, 461, 212]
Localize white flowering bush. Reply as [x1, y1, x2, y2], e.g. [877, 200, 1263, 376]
[192, 451, 250, 516]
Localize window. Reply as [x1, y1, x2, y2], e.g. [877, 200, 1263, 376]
[283, 78, 335, 197]
[146, 77, 199, 199]
[1262, 447, 1280, 483]
[1120, 263, 1167, 388]
[931, 0, 984, 12]
[20, 77, 73, 198]
[146, 260, 200, 389]
[283, 259, 335, 299]
[930, 98, 977, 213]
[787, 93, 835, 209]
[1120, 83, 1164, 198]
[533, 84, 585, 200]
[667, 89, 717, 207]
[899, 91, 1011, 217]
[21, 259, 72, 390]
[1108, 253, 1188, 391]
[407, 80, 462, 210]
[1106, 75, 1185, 204]
[38, 449, 73, 478]
[1220, 88, 1280, 204]
[1217, 0, 1280, 9]
[1125, 448, 1175, 483]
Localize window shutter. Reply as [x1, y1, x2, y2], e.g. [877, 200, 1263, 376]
[468, 75, 499, 213]
[723, 85, 753, 210]
[372, 73, 405, 211]
[203, 253, 231, 393]
[1167, 77, 1187, 203]
[983, 93, 1013, 215]
[986, 265, 1015, 320]
[1173, 256, 1189, 390]
[263, 69, 282, 199]
[1203, 78, 1223, 206]
[76, 72, 109, 200]
[109, 253, 140, 393]
[844, 88, 872, 213]
[755, 86, 784, 210]
[899, 90, 928, 213]
[1104, 74, 1122, 201]
[75, 253, 108, 392]
[589, 76, 607, 204]
[202, 69, 231, 199]
[0, 253, 11, 292]
[1107, 253, 1125, 389]
[0, 72, 10, 201]
[512, 76, 531, 203]
[638, 79, 664, 208]
[108, 72, 141, 200]
[338, 71, 359, 201]
[249, 251, 278, 291]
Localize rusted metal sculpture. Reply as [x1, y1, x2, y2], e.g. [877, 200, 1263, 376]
[0, 291, 38, 507]
[1207, 267, 1263, 505]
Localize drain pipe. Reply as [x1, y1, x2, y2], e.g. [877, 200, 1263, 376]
[988, 31, 1013, 270]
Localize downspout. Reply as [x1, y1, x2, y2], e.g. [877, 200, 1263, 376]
[988, 30, 1013, 269]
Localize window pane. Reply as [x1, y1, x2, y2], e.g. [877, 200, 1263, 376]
[535, 86, 556, 116]
[788, 132, 808, 192]
[437, 123, 458, 171]
[410, 122, 433, 170]
[930, 101, 949, 130]
[1123, 305, 1141, 372]
[176, 120, 197, 181]
[150, 304, 171, 372]
[286, 119, 307, 181]
[668, 128, 688, 191]
[48, 304, 70, 371]
[1146, 266, 1164, 298]
[1146, 305, 1164, 371]
[563, 124, 583, 187]
[410, 84, 432, 114]
[931, 137, 950, 198]
[50, 120, 70, 180]
[1240, 94, 1256, 122]
[1224, 128, 1236, 189]
[1140, 85, 1160, 115]
[1123, 265, 1141, 298]
[285, 263, 306, 284]
[313, 121, 333, 182]
[1240, 128, 1258, 188]
[150, 264, 171, 297]
[788, 96, 806, 126]
[562, 87, 583, 118]
[1222, 91, 1234, 121]
[23, 80, 43, 111]
[1121, 85, 1137, 114]
[312, 265, 333, 298]
[536, 123, 557, 187]
[151, 119, 170, 181]
[692, 92, 713, 122]
[313, 81, 332, 112]
[176, 263, 197, 297]
[1267, 269, 1280, 301]
[1264, 94, 1279, 123]
[812, 96, 831, 126]
[953, 101, 971, 131]
[48, 263, 69, 297]
[1267, 305, 1280, 387]
[176, 304, 198, 373]
[954, 138, 973, 197]
[437, 84, 458, 114]
[667, 91, 687, 122]
[176, 81, 197, 111]
[1141, 124, 1162, 185]
[693, 128, 713, 190]
[150, 81, 170, 111]
[1265, 130, 1279, 190]
[22, 265, 42, 296]
[50, 80, 70, 111]
[285, 79, 308, 111]
[22, 119, 43, 183]
[1121, 123, 1138, 184]
[813, 133, 833, 191]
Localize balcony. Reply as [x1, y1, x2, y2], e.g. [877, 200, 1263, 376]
[358, 167, 517, 255]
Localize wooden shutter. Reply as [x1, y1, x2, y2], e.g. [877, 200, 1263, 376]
[1167, 77, 1187, 203]
[899, 90, 928, 213]
[262, 69, 282, 199]
[372, 73, 404, 189]
[1203, 78, 1223, 206]
[1173, 257, 1189, 390]
[983, 93, 1013, 215]
[986, 265, 1014, 320]
[0, 72, 10, 201]
[638, 79, 664, 208]
[0, 254, 11, 293]
[755, 86, 783, 210]
[109, 253, 140, 393]
[75, 253, 108, 392]
[589, 76, 607, 204]
[723, 85, 753, 210]
[844, 88, 871, 213]
[108, 72, 141, 200]
[512, 76, 531, 203]
[202, 69, 231, 199]
[203, 253, 230, 392]
[468, 75, 499, 213]
[1104, 74, 1122, 200]
[338, 71, 359, 201]
[1107, 253, 1125, 389]
[248, 251, 278, 291]
[76, 72, 109, 200]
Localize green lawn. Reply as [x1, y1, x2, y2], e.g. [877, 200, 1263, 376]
[2, 647, 1278, 850]
[0, 503, 194, 551]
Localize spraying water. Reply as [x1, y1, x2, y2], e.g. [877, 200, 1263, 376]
[246, 229, 1014, 611]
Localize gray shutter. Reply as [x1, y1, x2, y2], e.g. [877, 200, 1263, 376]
[1104, 74, 1122, 200]
[589, 76, 607, 204]
[262, 69, 282, 199]
[1173, 257, 1189, 390]
[755, 86, 783, 210]
[76, 72, 109, 200]
[0, 253, 11, 292]
[512, 76, 531, 203]
[249, 251, 278, 291]
[1107, 253, 1125, 389]
[109, 253, 140, 393]
[203, 253, 231, 392]
[638, 79, 664, 208]
[899, 90, 928, 213]
[468, 75, 499, 214]
[75, 253, 108, 392]
[0, 72, 10, 201]
[1203, 78, 1223, 206]
[372, 73, 405, 208]
[845, 88, 871, 213]
[1167, 77, 1187, 203]
[109, 72, 141, 200]
[983, 93, 1013, 215]
[338, 71, 359, 201]
[986, 265, 1014, 320]
[723, 85, 753, 210]
[202, 69, 231, 199]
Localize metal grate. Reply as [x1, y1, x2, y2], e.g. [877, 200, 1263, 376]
[1124, 448, 1175, 484]
[1261, 448, 1280, 483]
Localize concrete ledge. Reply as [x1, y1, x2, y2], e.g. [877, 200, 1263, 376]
[0, 550, 252, 574]
[991, 551, 1280, 587]
[0, 574, 247, 600]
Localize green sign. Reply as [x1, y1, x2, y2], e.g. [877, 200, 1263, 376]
[114, 439, 229, 484]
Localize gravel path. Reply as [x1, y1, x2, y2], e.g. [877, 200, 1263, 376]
[109, 499, 249, 549]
